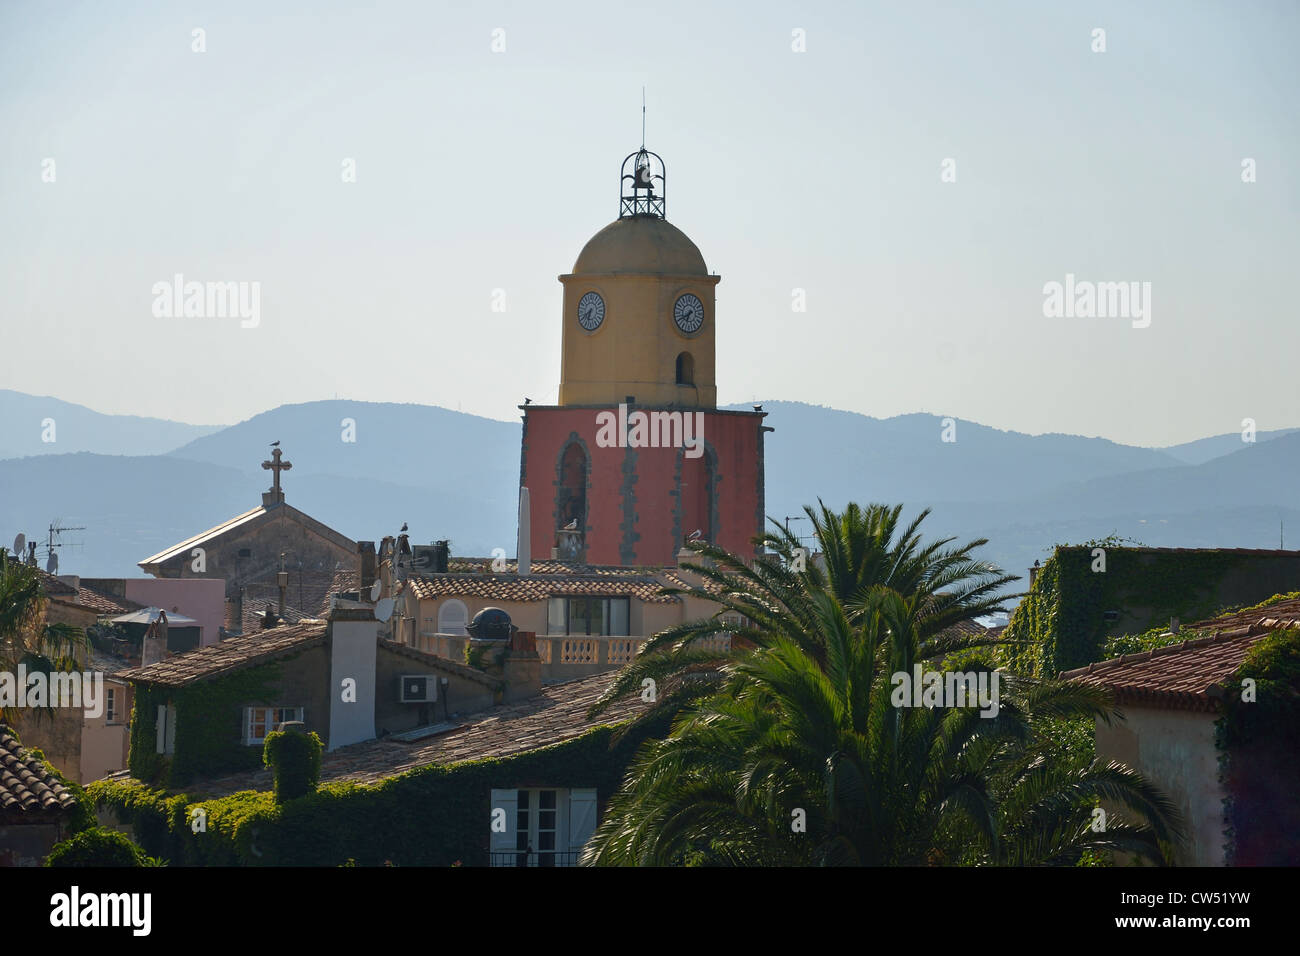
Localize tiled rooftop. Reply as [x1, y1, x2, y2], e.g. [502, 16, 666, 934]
[189, 672, 641, 796]
[39, 570, 144, 616]
[404, 569, 683, 604]
[0, 726, 78, 814]
[1063, 596, 1300, 712]
[119, 622, 328, 688]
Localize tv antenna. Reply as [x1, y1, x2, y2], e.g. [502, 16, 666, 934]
[46, 519, 86, 570]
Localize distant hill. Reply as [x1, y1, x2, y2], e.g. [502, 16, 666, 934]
[2, 392, 1298, 582]
[1156, 428, 1300, 465]
[0, 390, 222, 459]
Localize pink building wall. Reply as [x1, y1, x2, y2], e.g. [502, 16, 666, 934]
[124, 578, 226, 646]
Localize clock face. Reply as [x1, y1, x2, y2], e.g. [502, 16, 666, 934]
[577, 291, 605, 331]
[673, 293, 705, 334]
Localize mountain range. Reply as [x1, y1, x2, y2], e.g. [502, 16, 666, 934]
[1, 390, 1297, 586]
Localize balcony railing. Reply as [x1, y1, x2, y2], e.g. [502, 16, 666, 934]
[489, 850, 582, 867]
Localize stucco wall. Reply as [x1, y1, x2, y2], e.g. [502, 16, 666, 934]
[122, 578, 226, 647]
[521, 406, 764, 566]
[373, 645, 497, 733]
[1095, 706, 1225, 866]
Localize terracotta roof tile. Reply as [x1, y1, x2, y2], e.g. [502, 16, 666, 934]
[185, 673, 641, 795]
[0, 726, 78, 813]
[404, 570, 679, 604]
[1060, 624, 1277, 712]
[39, 570, 144, 615]
[119, 621, 327, 688]
[1189, 596, 1300, 633]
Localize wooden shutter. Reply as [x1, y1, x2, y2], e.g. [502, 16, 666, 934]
[156, 705, 167, 754]
[568, 788, 598, 854]
[489, 788, 518, 863]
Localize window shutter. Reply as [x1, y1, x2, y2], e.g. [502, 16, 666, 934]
[156, 705, 168, 754]
[568, 788, 598, 854]
[163, 704, 176, 754]
[489, 788, 518, 858]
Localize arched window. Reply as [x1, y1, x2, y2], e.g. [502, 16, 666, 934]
[679, 447, 714, 546]
[675, 352, 695, 386]
[438, 599, 468, 636]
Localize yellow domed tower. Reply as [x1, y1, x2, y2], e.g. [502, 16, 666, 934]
[557, 149, 718, 408]
[519, 146, 766, 567]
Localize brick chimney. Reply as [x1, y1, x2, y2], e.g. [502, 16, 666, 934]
[502, 631, 541, 703]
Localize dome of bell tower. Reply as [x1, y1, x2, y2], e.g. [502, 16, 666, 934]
[572, 216, 708, 276]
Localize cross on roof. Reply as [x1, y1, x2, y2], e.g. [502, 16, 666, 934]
[262, 446, 292, 496]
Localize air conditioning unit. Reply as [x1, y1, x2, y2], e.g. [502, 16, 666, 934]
[400, 675, 438, 703]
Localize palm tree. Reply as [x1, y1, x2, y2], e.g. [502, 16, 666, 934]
[0, 548, 90, 724]
[588, 501, 1019, 725]
[583, 585, 1182, 866]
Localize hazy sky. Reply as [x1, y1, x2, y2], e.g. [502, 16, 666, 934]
[2, 0, 1296, 447]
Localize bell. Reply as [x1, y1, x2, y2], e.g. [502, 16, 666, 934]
[634, 162, 654, 189]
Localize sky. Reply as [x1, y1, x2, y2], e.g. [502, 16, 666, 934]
[1, 0, 1296, 447]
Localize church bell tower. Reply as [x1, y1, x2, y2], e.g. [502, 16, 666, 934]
[519, 146, 766, 567]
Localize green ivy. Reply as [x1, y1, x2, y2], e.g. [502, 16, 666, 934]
[128, 662, 287, 787]
[1003, 546, 1253, 676]
[91, 711, 671, 867]
[45, 826, 152, 867]
[1214, 627, 1300, 865]
[263, 728, 323, 804]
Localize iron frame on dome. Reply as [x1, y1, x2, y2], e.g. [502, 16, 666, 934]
[619, 149, 665, 219]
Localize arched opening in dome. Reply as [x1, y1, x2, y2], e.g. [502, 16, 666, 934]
[675, 351, 695, 386]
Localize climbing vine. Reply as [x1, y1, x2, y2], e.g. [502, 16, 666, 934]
[1215, 627, 1300, 865]
[1002, 545, 1258, 676]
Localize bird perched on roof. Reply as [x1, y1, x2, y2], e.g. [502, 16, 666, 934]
[752, 404, 763, 412]
[524, 397, 532, 405]
[689, 529, 703, 541]
[562, 518, 579, 531]
[400, 522, 408, 533]
[271, 440, 280, 446]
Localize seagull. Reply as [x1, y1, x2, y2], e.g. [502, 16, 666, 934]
[399, 522, 408, 533]
[271, 440, 280, 447]
[689, 529, 703, 541]
[563, 518, 579, 531]
[752, 404, 762, 412]
[524, 397, 532, 405]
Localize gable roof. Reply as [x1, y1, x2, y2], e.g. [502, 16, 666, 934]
[0, 726, 78, 814]
[137, 502, 355, 569]
[118, 621, 328, 688]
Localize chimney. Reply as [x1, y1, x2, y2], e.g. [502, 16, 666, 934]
[433, 540, 449, 574]
[502, 630, 542, 703]
[517, 488, 531, 577]
[327, 604, 378, 750]
[142, 610, 168, 666]
[358, 541, 376, 597]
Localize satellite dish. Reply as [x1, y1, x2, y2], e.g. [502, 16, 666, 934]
[374, 597, 395, 623]
[13, 533, 25, 556]
[369, 579, 382, 601]
[46, 551, 59, 574]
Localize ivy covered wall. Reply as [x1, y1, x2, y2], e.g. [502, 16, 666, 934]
[95, 712, 672, 867]
[128, 662, 290, 788]
[1215, 628, 1300, 865]
[1003, 546, 1300, 676]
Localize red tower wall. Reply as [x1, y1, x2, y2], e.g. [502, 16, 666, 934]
[520, 406, 766, 567]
